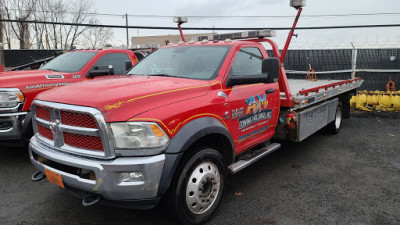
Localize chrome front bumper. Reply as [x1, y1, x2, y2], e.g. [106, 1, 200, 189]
[29, 136, 166, 201]
[0, 111, 27, 140]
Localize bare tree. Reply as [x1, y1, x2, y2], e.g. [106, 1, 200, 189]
[34, 0, 97, 50]
[81, 22, 114, 49]
[2, 19, 12, 49]
[1, 0, 101, 49]
[0, 0, 37, 49]
[63, 0, 96, 49]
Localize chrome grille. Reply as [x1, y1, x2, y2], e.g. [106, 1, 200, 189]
[32, 100, 115, 159]
[61, 111, 97, 128]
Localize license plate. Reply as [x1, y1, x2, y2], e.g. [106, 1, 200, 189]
[45, 168, 64, 189]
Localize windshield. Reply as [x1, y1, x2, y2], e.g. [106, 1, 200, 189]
[127, 46, 231, 80]
[41, 52, 97, 73]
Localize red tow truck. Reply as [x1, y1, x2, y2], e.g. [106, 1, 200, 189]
[0, 49, 137, 146]
[29, 1, 363, 224]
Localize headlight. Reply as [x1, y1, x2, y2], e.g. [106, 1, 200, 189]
[0, 88, 25, 108]
[110, 122, 170, 149]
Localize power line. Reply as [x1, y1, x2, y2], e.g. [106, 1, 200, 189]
[5, 8, 400, 19]
[127, 12, 400, 19]
[1, 19, 400, 31]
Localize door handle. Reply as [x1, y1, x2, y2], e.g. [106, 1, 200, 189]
[265, 89, 275, 94]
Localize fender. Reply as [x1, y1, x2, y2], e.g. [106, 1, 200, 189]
[22, 110, 33, 140]
[158, 117, 235, 195]
[166, 117, 234, 155]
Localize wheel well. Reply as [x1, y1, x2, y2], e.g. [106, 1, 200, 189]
[183, 134, 234, 165]
[339, 91, 353, 119]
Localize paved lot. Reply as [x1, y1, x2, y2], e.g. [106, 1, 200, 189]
[1, 114, 399, 225]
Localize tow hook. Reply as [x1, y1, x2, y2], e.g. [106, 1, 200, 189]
[31, 171, 46, 182]
[82, 194, 101, 207]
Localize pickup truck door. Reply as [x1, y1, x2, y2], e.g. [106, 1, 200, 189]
[224, 46, 280, 155]
[87, 53, 132, 76]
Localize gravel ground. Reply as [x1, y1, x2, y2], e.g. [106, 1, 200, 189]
[0, 114, 399, 225]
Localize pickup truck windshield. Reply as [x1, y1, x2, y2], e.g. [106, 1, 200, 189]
[127, 46, 231, 80]
[41, 52, 97, 73]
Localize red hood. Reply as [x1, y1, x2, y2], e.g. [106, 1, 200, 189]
[35, 76, 211, 122]
[0, 70, 71, 89]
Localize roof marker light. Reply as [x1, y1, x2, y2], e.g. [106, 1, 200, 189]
[188, 40, 196, 44]
[167, 43, 175, 46]
[224, 39, 232, 43]
[195, 29, 276, 42]
[201, 39, 209, 44]
[178, 41, 185, 45]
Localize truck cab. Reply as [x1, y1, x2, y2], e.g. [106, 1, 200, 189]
[0, 49, 137, 146]
[29, 35, 282, 222]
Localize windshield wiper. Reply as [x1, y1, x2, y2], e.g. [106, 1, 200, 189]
[127, 73, 179, 78]
[43, 68, 60, 72]
[151, 73, 178, 77]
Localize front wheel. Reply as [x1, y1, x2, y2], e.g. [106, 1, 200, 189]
[327, 102, 342, 134]
[165, 148, 226, 225]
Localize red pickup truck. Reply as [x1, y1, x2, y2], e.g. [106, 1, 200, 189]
[29, 2, 363, 225]
[0, 49, 137, 146]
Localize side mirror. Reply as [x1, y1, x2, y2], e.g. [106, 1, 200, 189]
[226, 57, 280, 87]
[226, 74, 269, 87]
[87, 65, 114, 77]
[262, 58, 280, 83]
[125, 60, 133, 72]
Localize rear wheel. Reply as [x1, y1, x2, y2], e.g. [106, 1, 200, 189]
[327, 102, 342, 134]
[165, 148, 226, 225]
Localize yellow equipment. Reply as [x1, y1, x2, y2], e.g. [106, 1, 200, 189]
[351, 90, 400, 112]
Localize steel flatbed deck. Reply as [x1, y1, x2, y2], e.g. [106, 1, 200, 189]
[281, 78, 364, 109]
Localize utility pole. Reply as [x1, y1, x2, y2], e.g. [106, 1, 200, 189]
[351, 42, 357, 79]
[125, 13, 129, 47]
[0, 7, 5, 69]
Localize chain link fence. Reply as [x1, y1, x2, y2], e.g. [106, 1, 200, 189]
[271, 48, 400, 91]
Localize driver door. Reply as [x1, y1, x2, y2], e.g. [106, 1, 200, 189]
[225, 46, 280, 155]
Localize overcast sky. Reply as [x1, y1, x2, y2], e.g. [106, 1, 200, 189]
[94, 0, 400, 49]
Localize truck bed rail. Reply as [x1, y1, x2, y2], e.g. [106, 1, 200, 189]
[283, 78, 363, 109]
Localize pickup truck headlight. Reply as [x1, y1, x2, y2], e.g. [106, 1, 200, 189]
[0, 88, 25, 108]
[110, 122, 170, 149]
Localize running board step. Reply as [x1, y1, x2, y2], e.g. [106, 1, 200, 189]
[228, 143, 281, 174]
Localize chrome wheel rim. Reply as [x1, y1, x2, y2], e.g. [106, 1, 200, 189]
[335, 107, 342, 129]
[185, 162, 220, 214]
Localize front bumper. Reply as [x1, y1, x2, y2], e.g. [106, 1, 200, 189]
[0, 111, 27, 140]
[29, 136, 166, 202]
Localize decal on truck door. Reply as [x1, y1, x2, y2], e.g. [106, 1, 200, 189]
[238, 94, 272, 130]
[238, 125, 269, 143]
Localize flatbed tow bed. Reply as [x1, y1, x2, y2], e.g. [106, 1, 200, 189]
[284, 78, 364, 109]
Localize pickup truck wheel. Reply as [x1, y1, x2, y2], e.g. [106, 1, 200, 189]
[327, 103, 342, 134]
[166, 148, 226, 225]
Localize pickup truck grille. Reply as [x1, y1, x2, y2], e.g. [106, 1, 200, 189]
[37, 124, 53, 140]
[36, 106, 51, 121]
[63, 132, 103, 151]
[61, 111, 97, 128]
[32, 100, 114, 159]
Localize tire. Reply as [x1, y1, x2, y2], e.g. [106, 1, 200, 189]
[165, 148, 226, 225]
[327, 102, 342, 134]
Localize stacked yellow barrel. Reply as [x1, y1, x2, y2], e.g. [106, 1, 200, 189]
[350, 90, 400, 112]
